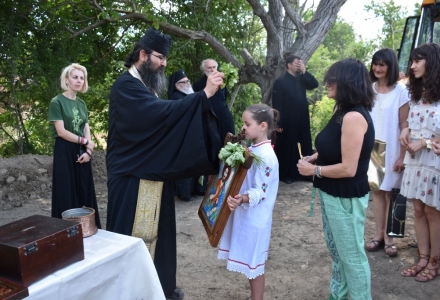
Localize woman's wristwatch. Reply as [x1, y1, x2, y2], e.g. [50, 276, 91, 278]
[422, 138, 432, 149]
[426, 139, 432, 149]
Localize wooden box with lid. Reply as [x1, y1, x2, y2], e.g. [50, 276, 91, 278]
[0, 215, 84, 286]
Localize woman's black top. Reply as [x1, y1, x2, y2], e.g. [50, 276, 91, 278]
[313, 106, 375, 198]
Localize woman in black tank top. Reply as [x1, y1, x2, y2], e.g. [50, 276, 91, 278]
[298, 58, 375, 300]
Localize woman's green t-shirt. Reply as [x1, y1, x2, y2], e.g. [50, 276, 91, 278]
[48, 94, 89, 138]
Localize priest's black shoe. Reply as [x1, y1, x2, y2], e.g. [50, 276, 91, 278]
[166, 288, 184, 300]
[281, 178, 293, 184]
[185, 196, 196, 202]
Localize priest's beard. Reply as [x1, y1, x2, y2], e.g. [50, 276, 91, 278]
[180, 86, 194, 95]
[138, 59, 167, 96]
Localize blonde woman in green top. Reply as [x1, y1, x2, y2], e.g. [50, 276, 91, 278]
[48, 63, 101, 228]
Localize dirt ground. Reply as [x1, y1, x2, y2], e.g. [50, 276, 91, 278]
[0, 152, 438, 300]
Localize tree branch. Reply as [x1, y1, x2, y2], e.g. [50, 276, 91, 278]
[246, 0, 280, 45]
[0, 124, 16, 145]
[279, 0, 306, 38]
[69, 13, 242, 69]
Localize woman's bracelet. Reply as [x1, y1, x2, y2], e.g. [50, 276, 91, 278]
[315, 166, 322, 178]
[78, 137, 89, 146]
[85, 150, 92, 158]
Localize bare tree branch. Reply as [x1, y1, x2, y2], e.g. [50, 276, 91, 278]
[279, 0, 306, 38]
[246, 0, 281, 45]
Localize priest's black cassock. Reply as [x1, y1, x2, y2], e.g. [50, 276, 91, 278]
[271, 71, 318, 182]
[193, 75, 235, 145]
[193, 75, 235, 193]
[168, 89, 196, 201]
[106, 71, 221, 296]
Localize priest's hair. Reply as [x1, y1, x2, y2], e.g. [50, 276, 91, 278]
[200, 59, 218, 72]
[124, 43, 153, 68]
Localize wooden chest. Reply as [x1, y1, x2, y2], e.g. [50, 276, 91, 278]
[0, 277, 28, 300]
[0, 215, 84, 287]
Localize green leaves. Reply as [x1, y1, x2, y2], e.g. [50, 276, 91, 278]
[218, 142, 246, 167]
[218, 141, 265, 169]
[219, 63, 239, 90]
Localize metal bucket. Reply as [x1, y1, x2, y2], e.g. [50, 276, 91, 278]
[62, 207, 98, 238]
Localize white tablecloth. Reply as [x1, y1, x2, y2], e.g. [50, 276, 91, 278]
[26, 229, 165, 300]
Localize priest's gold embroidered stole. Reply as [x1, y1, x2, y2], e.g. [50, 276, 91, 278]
[132, 179, 163, 259]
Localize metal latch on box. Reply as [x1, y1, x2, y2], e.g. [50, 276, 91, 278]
[66, 226, 79, 237]
[24, 242, 38, 255]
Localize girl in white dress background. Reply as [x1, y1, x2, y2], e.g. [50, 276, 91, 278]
[218, 104, 280, 300]
[365, 48, 410, 257]
[400, 43, 440, 282]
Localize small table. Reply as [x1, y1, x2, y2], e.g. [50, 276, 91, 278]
[26, 229, 165, 300]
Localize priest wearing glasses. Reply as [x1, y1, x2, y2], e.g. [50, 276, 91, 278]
[106, 27, 224, 300]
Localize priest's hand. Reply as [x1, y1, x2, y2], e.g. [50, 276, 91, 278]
[296, 60, 306, 74]
[204, 71, 224, 98]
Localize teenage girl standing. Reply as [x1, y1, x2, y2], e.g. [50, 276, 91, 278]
[400, 43, 440, 282]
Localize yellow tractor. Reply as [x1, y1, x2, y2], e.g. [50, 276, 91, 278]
[398, 0, 440, 73]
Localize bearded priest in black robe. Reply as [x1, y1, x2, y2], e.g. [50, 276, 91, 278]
[271, 54, 318, 184]
[106, 27, 223, 300]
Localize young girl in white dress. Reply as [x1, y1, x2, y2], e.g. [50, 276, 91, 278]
[400, 43, 440, 282]
[218, 104, 280, 300]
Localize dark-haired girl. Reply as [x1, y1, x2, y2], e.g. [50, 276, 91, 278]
[298, 58, 375, 299]
[218, 104, 279, 300]
[399, 43, 440, 282]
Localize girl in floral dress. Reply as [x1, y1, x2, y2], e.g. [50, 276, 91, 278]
[218, 104, 279, 300]
[400, 43, 440, 282]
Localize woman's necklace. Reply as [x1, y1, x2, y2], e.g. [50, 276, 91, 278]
[375, 82, 396, 94]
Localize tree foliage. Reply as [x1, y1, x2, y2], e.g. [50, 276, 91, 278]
[364, 0, 409, 50]
[307, 16, 375, 139]
[0, 0, 414, 157]
[0, 0, 348, 157]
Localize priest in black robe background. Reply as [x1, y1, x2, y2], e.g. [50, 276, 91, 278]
[168, 69, 196, 202]
[193, 58, 235, 194]
[106, 27, 223, 300]
[271, 54, 318, 184]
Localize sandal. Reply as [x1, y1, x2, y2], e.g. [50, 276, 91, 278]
[365, 239, 384, 252]
[415, 256, 440, 282]
[401, 253, 429, 277]
[384, 243, 398, 257]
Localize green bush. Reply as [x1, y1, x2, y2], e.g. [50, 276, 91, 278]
[309, 96, 335, 147]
